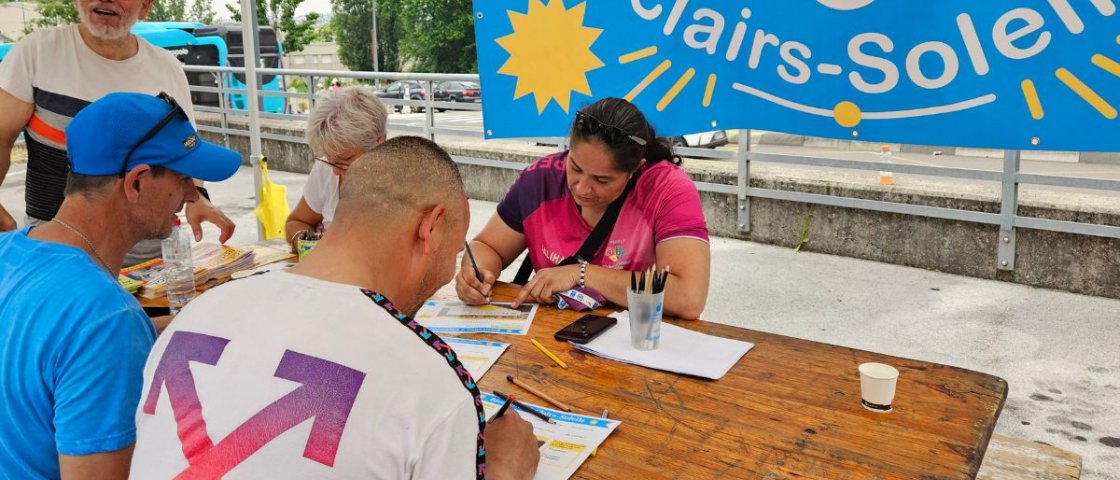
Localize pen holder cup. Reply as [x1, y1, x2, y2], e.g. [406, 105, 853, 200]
[627, 290, 664, 350]
[296, 238, 319, 260]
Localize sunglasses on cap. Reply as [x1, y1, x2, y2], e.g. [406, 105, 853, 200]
[119, 92, 189, 177]
[574, 110, 647, 147]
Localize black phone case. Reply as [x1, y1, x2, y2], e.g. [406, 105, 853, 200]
[554, 315, 617, 344]
[143, 306, 172, 318]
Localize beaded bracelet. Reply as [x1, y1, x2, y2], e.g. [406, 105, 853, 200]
[578, 260, 588, 288]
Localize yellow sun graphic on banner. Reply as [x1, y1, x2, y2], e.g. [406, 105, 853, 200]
[495, 0, 604, 113]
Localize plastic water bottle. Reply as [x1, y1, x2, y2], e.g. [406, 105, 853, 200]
[878, 144, 895, 187]
[161, 218, 196, 315]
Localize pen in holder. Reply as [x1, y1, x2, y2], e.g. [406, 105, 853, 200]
[628, 266, 669, 351]
[296, 230, 323, 260]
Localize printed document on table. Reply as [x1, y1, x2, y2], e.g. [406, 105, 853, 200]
[572, 311, 753, 380]
[480, 393, 620, 480]
[445, 337, 509, 381]
[414, 300, 538, 335]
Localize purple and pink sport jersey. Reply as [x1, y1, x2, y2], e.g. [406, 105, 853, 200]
[497, 152, 709, 273]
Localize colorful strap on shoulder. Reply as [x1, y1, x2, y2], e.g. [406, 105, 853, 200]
[361, 289, 488, 480]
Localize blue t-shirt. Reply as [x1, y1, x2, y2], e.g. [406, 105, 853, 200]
[0, 227, 156, 479]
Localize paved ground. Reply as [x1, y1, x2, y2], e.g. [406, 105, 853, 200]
[2, 160, 1118, 478]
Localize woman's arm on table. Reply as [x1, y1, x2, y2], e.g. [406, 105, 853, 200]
[283, 197, 323, 253]
[515, 237, 710, 320]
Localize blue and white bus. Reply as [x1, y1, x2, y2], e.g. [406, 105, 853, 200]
[0, 22, 285, 113]
[136, 22, 287, 113]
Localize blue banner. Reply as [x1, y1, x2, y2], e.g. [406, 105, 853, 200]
[474, 0, 1120, 151]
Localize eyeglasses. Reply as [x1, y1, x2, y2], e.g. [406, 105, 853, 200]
[315, 153, 358, 171]
[574, 110, 647, 147]
[120, 92, 189, 177]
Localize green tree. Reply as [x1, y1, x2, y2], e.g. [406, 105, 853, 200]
[226, 0, 319, 54]
[287, 75, 308, 93]
[398, 0, 475, 73]
[147, 0, 187, 22]
[314, 19, 336, 42]
[29, 0, 77, 31]
[332, 0, 402, 73]
[187, 0, 216, 24]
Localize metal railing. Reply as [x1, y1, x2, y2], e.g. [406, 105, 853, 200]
[184, 65, 1120, 271]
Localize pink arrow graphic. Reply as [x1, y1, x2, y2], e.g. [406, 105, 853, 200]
[175, 349, 366, 478]
[142, 331, 230, 463]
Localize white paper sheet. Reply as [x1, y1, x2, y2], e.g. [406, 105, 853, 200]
[445, 337, 509, 381]
[414, 300, 538, 335]
[571, 312, 754, 380]
[480, 392, 620, 480]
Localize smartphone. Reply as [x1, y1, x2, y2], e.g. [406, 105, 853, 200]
[554, 314, 617, 344]
[143, 306, 171, 318]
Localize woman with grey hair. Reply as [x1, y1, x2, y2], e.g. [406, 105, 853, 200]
[285, 86, 388, 252]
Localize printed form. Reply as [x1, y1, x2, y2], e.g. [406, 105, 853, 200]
[415, 300, 538, 335]
[445, 337, 509, 381]
[480, 392, 621, 480]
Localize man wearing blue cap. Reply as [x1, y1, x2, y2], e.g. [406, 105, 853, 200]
[0, 92, 241, 480]
[0, 0, 236, 267]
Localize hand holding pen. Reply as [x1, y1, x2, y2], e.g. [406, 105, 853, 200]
[457, 241, 496, 305]
[484, 395, 541, 479]
[489, 394, 517, 423]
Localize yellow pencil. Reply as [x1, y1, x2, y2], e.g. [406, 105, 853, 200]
[530, 338, 568, 369]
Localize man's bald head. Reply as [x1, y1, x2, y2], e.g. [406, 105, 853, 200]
[333, 136, 466, 231]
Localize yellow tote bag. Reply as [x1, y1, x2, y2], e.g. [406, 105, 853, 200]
[253, 156, 290, 240]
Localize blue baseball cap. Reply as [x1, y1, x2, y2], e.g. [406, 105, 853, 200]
[66, 92, 241, 182]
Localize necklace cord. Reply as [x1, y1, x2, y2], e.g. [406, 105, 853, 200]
[53, 218, 115, 274]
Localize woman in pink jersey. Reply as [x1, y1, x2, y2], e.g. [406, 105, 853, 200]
[456, 98, 711, 319]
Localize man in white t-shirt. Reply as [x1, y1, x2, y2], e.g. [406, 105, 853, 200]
[285, 86, 388, 252]
[132, 136, 540, 479]
[0, 0, 235, 265]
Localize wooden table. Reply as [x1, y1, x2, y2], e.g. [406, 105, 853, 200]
[139, 279, 1006, 479]
[136, 264, 283, 309]
[473, 283, 1007, 479]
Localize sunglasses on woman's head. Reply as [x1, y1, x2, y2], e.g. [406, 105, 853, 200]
[574, 111, 647, 147]
[119, 92, 189, 177]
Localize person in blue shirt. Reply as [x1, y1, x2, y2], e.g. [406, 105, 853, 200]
[0, 92, 240, 480]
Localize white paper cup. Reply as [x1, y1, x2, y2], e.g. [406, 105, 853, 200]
[627, 290, 664, 350]
[858, 362, 899, 413]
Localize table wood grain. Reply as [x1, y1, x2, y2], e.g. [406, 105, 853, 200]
[471, 284, 1007, 480]
[139, 279, 1006, 479]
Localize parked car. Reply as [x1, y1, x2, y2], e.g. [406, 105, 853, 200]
[373, 80, 429, 113]
[672, 130, 729, 149]
[434, 81, 482, 106]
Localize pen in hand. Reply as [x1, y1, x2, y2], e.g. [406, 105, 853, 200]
[493, 390, 557, 424]
[489, 394, 516, 423]
[464, 241, 490, 302]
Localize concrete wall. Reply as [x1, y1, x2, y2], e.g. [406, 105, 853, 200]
[197, 114, 1120, 299]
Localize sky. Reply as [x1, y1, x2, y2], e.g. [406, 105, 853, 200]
[216, 0, 333, 21]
